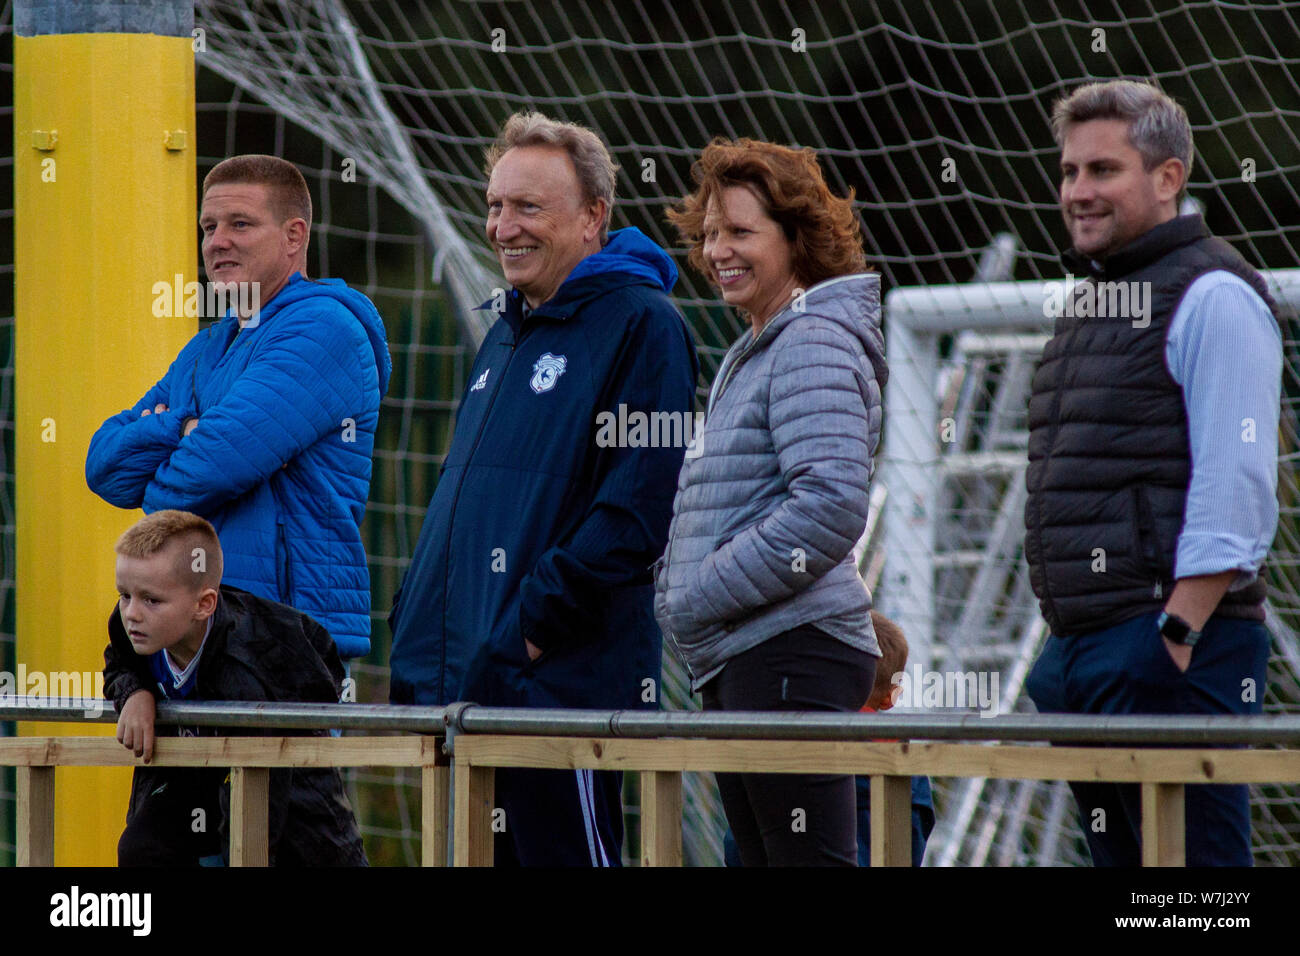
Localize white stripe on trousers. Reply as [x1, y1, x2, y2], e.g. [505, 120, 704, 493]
[575, 769, 611, 867]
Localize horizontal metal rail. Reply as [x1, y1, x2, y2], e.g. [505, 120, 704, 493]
[5, 698, 1300, 745]
[0, 699, 447, 733]
[451, 706, 1300, 745]
[7, 700, 1300, 867]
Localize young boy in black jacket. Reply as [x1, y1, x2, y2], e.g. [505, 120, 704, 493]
[106, 509, 367, 866]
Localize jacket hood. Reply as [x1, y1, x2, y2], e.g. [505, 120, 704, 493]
[564, 226, 678, 293]
[260, 273, 393, 396]
[476, 228, 679, 320]
[739, 272, 887, 390]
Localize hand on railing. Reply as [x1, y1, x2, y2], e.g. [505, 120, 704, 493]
[117, 690, 157, 763]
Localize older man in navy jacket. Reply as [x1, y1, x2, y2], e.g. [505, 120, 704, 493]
[388, 112, 698, 866]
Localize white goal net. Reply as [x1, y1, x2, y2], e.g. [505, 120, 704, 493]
[4, 0, 1300, 865]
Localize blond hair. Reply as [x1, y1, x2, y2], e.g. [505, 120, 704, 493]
[115, 510, 223, 592]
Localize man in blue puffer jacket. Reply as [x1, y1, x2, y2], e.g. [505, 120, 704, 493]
[86, 155, 391, 659]
[388, 113, 698, 866]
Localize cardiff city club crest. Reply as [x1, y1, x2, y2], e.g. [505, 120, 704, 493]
[530, 353, 568, 394]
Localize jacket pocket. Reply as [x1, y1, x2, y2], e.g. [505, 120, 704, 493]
[651, 554, 667, 591]
[276, 519, 295, 605]
[1131, 485, 1171, 581]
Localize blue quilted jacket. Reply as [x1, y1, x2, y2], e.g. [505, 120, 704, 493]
[86, 274, 391, 657]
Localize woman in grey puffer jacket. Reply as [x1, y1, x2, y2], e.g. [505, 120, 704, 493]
[657, 138, 888, 866]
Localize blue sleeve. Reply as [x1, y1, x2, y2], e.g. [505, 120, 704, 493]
[1165, 271, 1281, 586]
[85, 350, 199, 509]
[142, 302, 374, 514]
[516, 300, 699, 651]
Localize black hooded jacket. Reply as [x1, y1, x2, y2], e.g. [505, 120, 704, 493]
[104, 586, 367, 866]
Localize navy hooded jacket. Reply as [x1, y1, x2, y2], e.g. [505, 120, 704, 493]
[86, 274, 391, 657]
[388, 228, 699, 708]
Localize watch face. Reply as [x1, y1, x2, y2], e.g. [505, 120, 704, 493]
[1160, 613, 1191, 644]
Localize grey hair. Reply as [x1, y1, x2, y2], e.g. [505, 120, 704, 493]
[484, 111, 619, 242]
[1052, 80, 1193, 194]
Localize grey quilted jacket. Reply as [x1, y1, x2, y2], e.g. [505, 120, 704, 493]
[654, 273, 887, 690]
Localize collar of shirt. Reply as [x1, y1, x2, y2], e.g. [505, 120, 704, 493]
[164, 614, 214, 689]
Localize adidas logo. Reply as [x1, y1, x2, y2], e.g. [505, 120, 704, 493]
[470, 368, 490, 392]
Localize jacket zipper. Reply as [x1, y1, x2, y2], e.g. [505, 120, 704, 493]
[660, 320, 782, 684]
[669, 328, 769, 562]
[650, 553, 697, 685]
[277, 519, 293, 604]
[709, 319, 781, 414]
[192, 320, 257, 413]
[436, 329, 519, 699]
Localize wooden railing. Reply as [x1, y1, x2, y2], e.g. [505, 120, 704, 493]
[5, 736, 446, 867]
[5, 700, 1300, 867]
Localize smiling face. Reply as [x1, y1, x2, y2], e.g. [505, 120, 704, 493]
[115, 545, 217, 667]
[1059, 118, 1184, 261]
[200, 182, 307, 316]
[485, 146, 606, 308]
[702, 185, 800, 332]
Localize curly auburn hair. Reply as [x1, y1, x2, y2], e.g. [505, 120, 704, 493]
[667, 138, 868, 291]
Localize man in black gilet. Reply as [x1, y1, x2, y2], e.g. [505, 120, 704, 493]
[1024, 81, 1281, 866]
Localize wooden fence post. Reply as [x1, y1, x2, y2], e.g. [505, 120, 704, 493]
[1141, 782, 1186, 867]
[453, 762, 494, 867]
[16, 766, 55, 866]
[870, 774, 913, 866]
[422, 763, 451, 867]
[639, 770, 683, 866]
[229, 767, 270, 867]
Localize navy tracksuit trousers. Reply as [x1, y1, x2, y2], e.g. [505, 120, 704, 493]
[1026, 610, 1270, 866]
[491, 767, 625, 867]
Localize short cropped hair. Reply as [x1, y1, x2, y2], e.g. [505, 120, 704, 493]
[667, 137, 868, 292]
[1051, 81, 1193, 197]
[869, 610, 908, 707]
[115, 510, 223, 592]
[203, 154, 313, 229]
[484, 112, 619, 242]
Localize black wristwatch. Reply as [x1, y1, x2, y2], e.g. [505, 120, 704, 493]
[1157, 611, 1202, 648]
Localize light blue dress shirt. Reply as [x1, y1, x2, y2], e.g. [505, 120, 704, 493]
[1165, 270, 1281, 588]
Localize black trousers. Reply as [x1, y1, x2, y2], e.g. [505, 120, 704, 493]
[701, 624, 876, 866]
[118, 768, 225, 867]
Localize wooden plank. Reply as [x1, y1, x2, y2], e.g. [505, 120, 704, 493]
[0, 735, 433, 767]
[452, 763, 494, 867]
[422, 764, 450, 867]
[638, 770, 682, 867]
[1141, 782, 1186, 867]
[16, 766, 54, 866]
[869, 774, 912, 867]
[229, 767, 270, 867]
[451, 736, 1300, 784]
